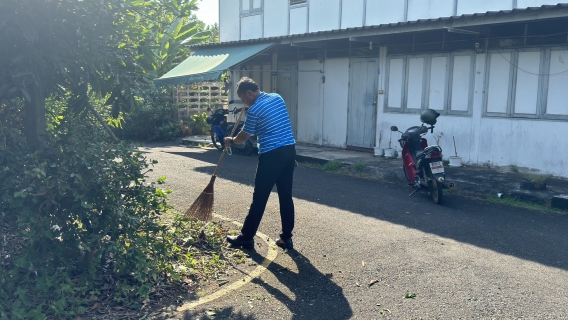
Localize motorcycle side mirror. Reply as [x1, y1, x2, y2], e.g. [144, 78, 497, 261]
[207, 107, 211, 112]
[228, 100, 234, 105]
[390, 126, 399, 132]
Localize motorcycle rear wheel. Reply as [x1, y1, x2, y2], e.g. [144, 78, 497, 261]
[425, 167, 443, 204]
[242, 140, 254, 156]
[210, 130, 223, 151]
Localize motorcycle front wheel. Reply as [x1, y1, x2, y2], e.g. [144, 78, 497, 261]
[425, 167, 443, 204]
[210, 130, 223, 151]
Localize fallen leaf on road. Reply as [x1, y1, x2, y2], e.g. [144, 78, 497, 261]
[379, 308, 391, 315]
[206, 310, 217, 316]
[355, 282, 361, 287]
[112, 307, 125, 311]
[362, 260, 365, 267]
[88, 303, 101, 312]
[368, 279, 379, 287]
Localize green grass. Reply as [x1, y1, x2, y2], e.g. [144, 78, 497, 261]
[523, 173, 549, 188]
[510, 164, 519, 173]
[486, 195, 567, 215]
[353, 162, 365, 172]
[300, 160, 377, 180]
[322, 160, 343, 171]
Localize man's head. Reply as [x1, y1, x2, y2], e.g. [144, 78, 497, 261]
[236, 77, 260, 107]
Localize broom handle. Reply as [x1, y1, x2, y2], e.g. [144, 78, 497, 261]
[212, 105, 247, 177]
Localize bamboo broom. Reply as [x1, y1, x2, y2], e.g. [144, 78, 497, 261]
[184, 103, 246, 221]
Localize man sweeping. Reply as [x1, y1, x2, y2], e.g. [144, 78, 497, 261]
[224, 77, 296, 250]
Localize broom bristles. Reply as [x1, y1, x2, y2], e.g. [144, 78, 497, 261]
[184, 176, 216, 221]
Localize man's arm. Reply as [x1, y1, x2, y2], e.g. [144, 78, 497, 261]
[224, 131, 251, 146]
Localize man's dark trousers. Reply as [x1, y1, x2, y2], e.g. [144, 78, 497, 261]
[241, 144, 296, 241]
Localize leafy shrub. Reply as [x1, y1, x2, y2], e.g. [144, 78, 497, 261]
[191, 112, 210, 135]
[0, 116, 183, 318]
[115, 84, 182, 142]
[322, 160, 343, 171]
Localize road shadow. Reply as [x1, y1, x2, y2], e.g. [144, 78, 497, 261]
[161, 148, 568, 272]
[177, 249, 351, 319]
[250, 250, 352, 319]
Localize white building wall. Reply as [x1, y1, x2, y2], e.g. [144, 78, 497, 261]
[309, 0, 341, 32]
[241, 15, 263, 40]
[297, 60, 324, 144]
[219, 0, 240, 42]
[365, 0, 406, 26]
[456, 0, 512, 15]
[264, 0, 288, 38]
[341, 0, 365, 29]
[220, 1, 566, 42]
[407, 0, 454, 20]
[290, 6, 308, 35]
[322, 59, 350, 147]
[477, 119, 568, 176]
[376, 45, 568, 177]
[517, 0, 562, 7]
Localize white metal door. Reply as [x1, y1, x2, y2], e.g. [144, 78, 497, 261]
[277, 63, 298, 137]
[347, 59, 378, 149]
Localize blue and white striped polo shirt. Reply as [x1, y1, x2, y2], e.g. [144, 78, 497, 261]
[242, 92, 295, 154]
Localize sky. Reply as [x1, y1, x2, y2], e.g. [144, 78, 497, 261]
[194, 0, 219, 26]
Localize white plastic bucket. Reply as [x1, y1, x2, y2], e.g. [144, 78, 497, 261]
[449, 156, 463, 167]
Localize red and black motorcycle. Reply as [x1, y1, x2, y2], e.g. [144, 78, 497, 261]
[390, 109, 454, 204]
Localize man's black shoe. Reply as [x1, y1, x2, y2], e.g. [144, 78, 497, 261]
[227, 235, 254, 249]
[276, 237, 293, 250]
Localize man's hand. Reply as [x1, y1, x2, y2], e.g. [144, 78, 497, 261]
[224, 137, 235, 146]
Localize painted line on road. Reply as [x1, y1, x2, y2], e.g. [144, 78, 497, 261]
[177, 214, 278, 312]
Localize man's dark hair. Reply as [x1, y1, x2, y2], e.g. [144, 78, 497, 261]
[236, 77, 259, 94]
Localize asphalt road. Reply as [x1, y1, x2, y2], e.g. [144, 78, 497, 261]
[142, 144, 568, 320]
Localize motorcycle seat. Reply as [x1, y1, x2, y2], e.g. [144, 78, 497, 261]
[415, 146, 442, 160]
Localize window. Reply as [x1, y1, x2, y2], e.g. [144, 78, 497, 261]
[384, 51, 475, 115]
[483, 46, 568, 120]
[241, 0, 262, 15]
[290, 0, 307, 6]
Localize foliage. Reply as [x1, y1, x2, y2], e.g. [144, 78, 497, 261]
[0, 114, 232, 318]
[487, 195, 567, 215]
[191, 112, 210, 135]
[114, 84, 183, 142]
[322, 160, 343, 172]
[353, 163, 366, 172]
[0, 0, 214, 147]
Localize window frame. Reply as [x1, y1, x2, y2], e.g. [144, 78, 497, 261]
[541, 46, 568, 121]
[240, 0, 263, 17]
[447, 51, 475, 117]
[384, 51, 475, 116]
[384, 55, 407, 113]
[290, 0, 308, 7]
[483, 46, 568, 121]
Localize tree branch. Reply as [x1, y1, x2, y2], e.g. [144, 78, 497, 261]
[86, 102, 119, 143]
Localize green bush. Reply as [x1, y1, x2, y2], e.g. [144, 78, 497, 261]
[191, 112, 210, 135]
[0, 117, 183, 318]
[115, 84, 182, 142]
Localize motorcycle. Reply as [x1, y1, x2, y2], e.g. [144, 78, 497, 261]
[390, 109, 454, 204]
[206, 100, 257, 156]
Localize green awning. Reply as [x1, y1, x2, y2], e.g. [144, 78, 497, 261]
[154, 42, 274, 86]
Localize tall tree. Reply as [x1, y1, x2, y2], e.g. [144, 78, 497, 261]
[0, 0, 212, 147]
